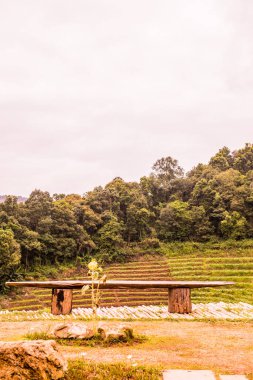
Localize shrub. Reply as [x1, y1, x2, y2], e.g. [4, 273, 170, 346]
[141, 238, 160, 249]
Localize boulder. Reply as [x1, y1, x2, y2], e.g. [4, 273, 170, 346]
[53, 323, 94, 339]
[97, 322, 133, 341]
[0, 340, 67, 380]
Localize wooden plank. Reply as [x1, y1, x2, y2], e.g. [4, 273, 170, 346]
[51, 289, 73, 315]
[5, 280, 234, 289]
[168, 288, 192, 313]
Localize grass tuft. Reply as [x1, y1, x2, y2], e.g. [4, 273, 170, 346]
[66, 361, 162, 380]
[25, 331, 51, 340]
[24, 331, 147, 347]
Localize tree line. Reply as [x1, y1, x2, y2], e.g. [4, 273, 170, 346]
[1, 143, 253, 287]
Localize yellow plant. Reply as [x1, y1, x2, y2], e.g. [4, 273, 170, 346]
[81, 259, 106, 330]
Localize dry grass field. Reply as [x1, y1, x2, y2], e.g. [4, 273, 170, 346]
[1, 320, 252, 376]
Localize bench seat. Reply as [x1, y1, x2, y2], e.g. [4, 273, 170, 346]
[6, 280, 234, 315]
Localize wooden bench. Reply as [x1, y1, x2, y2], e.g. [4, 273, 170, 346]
[6, 280, 234, 315]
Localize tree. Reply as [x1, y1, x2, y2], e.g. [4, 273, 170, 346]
[189, 171, 225, 234]
[189, 206, 213, 241]
[0, 212, 42, 268]
[209, 147, 233, 171]
[152, 156, 184, 182]
[157, 201, 192, 241]
[157, 201, 213, 241]
[1, 195, 19, 217]
[220, 211, 248, 239]
[0, 229, 21, 288]
[16, 227, 42, 268]
[47, 200, 92, 263]
[25, 190, 53, 230]
[244, 170, 253, 233]
[140, 175, 170, 208]
[85, 186, 112, 214]
[148, 157, 184, 204]
[1, 142, 253, 282]
[233, 143, 253, 174]
[95, 214, 124, 262]
[73, 204, 102, 235]
[214, 169, 246, 212]
[125, 205, 153, 242]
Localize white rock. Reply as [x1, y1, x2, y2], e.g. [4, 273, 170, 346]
[53, 323, 94, 339]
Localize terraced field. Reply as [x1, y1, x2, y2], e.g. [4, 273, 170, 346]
[1, 249, 252, 312]
[167, 255, 253, 305]
[0, 258, 171, 312]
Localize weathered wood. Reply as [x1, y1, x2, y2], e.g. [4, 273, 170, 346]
[51, 289, 73, 315]
[168, 288, 192, 314]
[5, 280, 234, 315]
[5, 280, 234, 289]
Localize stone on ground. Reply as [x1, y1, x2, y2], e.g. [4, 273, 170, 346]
[0, 340, 67, 380]
[53, 322, 94, 339]
[163, 370, 216, 380]
[97, 322, 133, 341]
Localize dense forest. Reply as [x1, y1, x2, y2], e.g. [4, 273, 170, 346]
[1, 143, 253, 288]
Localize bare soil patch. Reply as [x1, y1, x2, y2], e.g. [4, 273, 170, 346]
[0, 320, 252, 374]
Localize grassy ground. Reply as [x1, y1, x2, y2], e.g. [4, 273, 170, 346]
[1, 320, 253, 375]
[66, 361, 162, 380]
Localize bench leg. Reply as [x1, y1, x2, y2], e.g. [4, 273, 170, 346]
[168, 288, 192, 314]
[51, 289, 73, 315]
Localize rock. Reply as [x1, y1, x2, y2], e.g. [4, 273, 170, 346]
[97, 322, 133, 341]
[53, 323, 94, 339]
[0, 340, 67, 380]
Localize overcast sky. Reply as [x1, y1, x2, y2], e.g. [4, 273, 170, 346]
[1, 0, 253, 196]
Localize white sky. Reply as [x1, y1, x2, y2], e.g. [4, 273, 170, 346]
[1, 0, 253, 196]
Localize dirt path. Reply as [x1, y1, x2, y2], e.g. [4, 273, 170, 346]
[0, 320, 252, 374]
